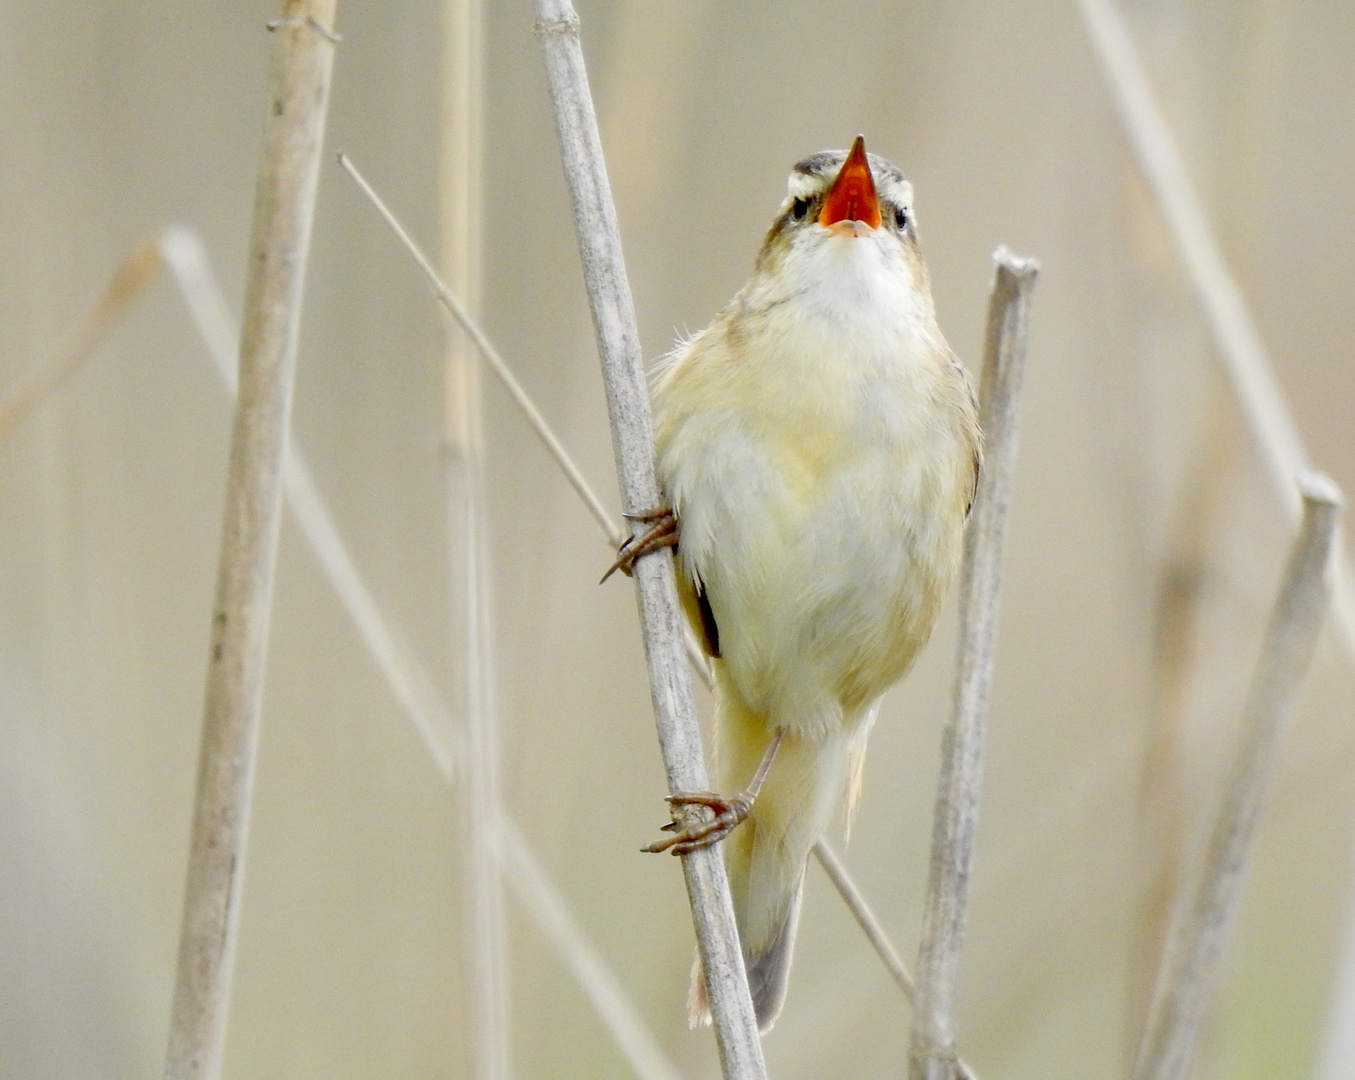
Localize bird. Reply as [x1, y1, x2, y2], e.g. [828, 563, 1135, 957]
[619, 136, 981, 1033]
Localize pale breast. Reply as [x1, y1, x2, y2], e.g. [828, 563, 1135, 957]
[654, 311, 977, 737]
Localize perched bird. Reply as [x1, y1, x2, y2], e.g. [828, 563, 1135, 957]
[626, 137, 981, 1032]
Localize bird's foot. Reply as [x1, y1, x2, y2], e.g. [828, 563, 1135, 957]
[642, 730, 785, 856]
[601, 506, 677, 583]
[642, 790, 752, 856]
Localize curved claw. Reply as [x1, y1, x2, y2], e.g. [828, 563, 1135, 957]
[601, 507, 678, 583]
[642, 791, 752, 855]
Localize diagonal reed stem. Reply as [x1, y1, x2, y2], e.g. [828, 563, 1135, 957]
[1075, 0, 1355, 664]
[5, 206, 923, 1077]
[812, 840, 915, 997]
[159, 226, 461, 780]
[1130, 473, 1342, 1080]
[336, 153, 714, 687]
[531, 2, 764, 1076]
[336, 153, 620, 545]
[0, 237, 163, 444]
[499, 819, 686, 1080]
[910, 249, 1037, 1080]
[163, 226, 684, 1080]
[336, 152, 989, 1068]
[163, 5, 339, 1080]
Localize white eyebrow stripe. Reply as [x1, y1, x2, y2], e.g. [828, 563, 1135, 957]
[785, 171, 828, 200]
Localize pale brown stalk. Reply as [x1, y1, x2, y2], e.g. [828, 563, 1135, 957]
[164, 225, 687, 1080]
[910, 249, 1038, 1080]
[532, 2, 765, 1076]
[159, 226, 460, 780]
[0, 237, 162, 443]
[435, 5, 509, 1070]
[164, 6, 338, 1080]
[1075, 0, 1355, 661]
[337, 153, 716, 688]
[1132, 390, 1236, 1037]
[1131, 473, 1342, 1080]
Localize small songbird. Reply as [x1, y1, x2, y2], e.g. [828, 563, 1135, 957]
[626, 137, 981, 1032]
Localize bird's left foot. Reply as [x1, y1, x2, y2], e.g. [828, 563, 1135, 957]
[642, 730, 786, 856]
[642, 791, 752, 855]
[601, 506, 677, 583]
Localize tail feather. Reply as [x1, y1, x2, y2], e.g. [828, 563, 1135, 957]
[685, 672, 875, 1033]
[744, 869, 803, 1031]
[687, 870, 805, 1034]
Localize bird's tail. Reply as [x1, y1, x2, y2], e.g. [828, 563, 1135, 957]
[690, 687, 854, 1033]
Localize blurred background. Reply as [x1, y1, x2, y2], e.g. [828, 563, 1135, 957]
[1, 1, 1353, 1078]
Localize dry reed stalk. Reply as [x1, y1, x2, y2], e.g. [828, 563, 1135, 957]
[1132, 390, 1236, 1035]
[337, 154, 618, 542]
[7, 204, 918, 1074]
[814, 842, 987, 1079]
[0, 237, 162, 442]
[163, 6, 338, 1080]
[340, 153, 969, 1061]
[813, 839, 916, 1000]
[1075, 4, 1355, 1069]
[433, 6, 510, 1076]
[437, 0, 484, 474]
[1130, 473, 1342, 1080]
[1075, 0, 1355, 661]
[162, 224, 689, 1079]
[910, 249, 1037, 1080]
[158, 226, 460, 781]
[337, 153, 716, 687]
[532, 2, 765, 1075]
[499, 819, 687, 1080]
[459, 493, 512, 1080]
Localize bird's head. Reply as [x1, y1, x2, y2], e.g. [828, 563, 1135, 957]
[749, 136, 930, 324]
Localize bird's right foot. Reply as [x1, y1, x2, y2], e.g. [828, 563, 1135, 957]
[600, 506, 677, 582]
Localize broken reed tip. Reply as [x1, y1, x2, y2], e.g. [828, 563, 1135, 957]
[991, 244, 1040, 278]
[1298, 470, 1343, 509]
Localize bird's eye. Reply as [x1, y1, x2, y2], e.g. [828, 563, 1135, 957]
[791, 198, 810, 221]
[894, 207, 909, 230]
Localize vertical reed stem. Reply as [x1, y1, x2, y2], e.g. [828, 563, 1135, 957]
[437, 0, 510, 1074]
[163, 6, 338, 1079]
[1131, 474, 1342, 1080]
[910, 249, 1037, 1080]
[532, 3, 765, 1077]
[1132, 391, 1235, 1036]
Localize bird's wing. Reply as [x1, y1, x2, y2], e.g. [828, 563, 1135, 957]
[693, 573, 721, 658]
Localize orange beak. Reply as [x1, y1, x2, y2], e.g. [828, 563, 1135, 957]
[818, 135, 881, 230]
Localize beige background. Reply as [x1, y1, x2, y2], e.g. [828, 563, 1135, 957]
[1, 1, 1353, 1078]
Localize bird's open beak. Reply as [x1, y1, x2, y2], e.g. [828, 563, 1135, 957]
[819, 135, 881, 234]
